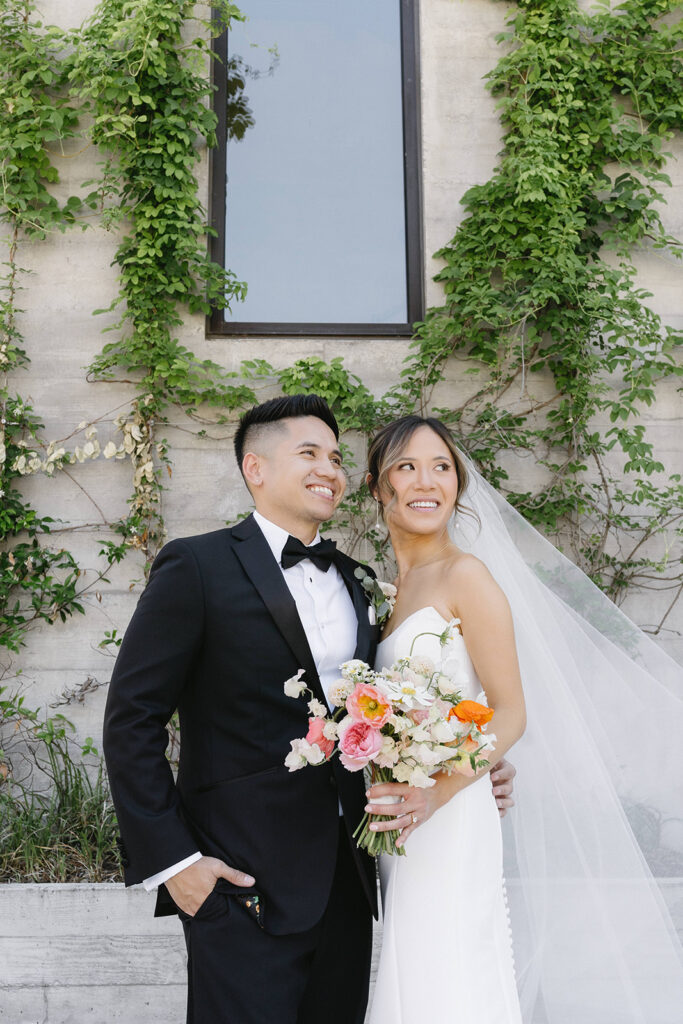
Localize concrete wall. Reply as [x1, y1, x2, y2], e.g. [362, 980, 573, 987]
[7, 0, 679, 751]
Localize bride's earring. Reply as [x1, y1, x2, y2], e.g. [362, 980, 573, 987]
[372, 498, 385, 537]
[363, 497, 382, 562]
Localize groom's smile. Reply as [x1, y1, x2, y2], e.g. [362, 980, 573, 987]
[307, 484, 334, 498]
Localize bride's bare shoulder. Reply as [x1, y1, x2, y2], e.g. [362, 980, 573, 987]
[442, 552, 512, 634]
[444, 552, 505, 611]
[445, 551, 492, 583]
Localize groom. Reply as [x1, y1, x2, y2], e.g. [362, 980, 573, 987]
[103, 394, 515, 1024]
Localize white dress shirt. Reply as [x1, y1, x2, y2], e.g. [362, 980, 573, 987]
[143, 511, 359, 891]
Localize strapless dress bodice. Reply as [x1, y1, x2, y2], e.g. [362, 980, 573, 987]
[375, 606, 482, 702]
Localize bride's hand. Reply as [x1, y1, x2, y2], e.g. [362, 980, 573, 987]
[365, 779, 448, 848]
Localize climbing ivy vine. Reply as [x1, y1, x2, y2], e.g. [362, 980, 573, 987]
[393, 0, 683, 616]
[1, 0, 94, 655]
[64, 0, 256, 562]
[1, 0, 682, 689]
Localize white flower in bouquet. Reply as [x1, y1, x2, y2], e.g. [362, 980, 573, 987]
[392, 761, 413, 784]
[391, 761, 435, 788]
[378, 669, 435, 710]
[375, 734, 400, 768]
[388, 712, 412, 734]
[447, 715, 470, 737]
[407, 765, 433, 788]
[407, 721, 431, 742]
[411, 741, 451, 767]
[284, 737, 326, 770]
[480, 732, 497, 751]
[307, 698, 328, 719]
[322, 720, 339, 741]
[429, 718, 457, 743]
[408, 655, 436, 677]
[283, 668, 307, 698]
[340, 659, 373, 683]
[439, 618, 462, 643]
[304, 743, 326, 766]
[328, 677, 354, 706]
[435, 672, 457, 697]
[430, 698, 453, 719]
[378, 581, 398, 600]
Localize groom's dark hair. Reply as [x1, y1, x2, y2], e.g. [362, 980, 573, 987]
[234, 394, 340, 475]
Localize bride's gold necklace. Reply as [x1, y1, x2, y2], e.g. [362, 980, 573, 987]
[397, 542, 454, 582]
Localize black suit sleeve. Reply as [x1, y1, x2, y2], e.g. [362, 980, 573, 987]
[103, 539, 204, 884]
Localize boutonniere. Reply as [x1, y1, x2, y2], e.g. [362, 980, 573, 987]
[354, 567, 397, 628]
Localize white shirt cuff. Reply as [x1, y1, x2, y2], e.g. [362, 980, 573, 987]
[142, 851, 202, 891]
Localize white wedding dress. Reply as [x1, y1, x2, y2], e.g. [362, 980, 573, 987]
[369, 606, 523, 1024]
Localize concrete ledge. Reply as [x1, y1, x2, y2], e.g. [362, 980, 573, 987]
[1, 885, 186, 1024]
[0, 883, 383, 1024]
[2, 880, 681, 1023]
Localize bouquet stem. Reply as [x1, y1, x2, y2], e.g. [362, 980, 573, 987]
[353, 766, 406, 857]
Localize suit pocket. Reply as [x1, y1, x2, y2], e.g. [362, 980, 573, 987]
[178, 885, 228, 924]
[192, 765, 281, 795]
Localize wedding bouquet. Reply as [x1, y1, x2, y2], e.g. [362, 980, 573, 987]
[283, 621, 496, 856]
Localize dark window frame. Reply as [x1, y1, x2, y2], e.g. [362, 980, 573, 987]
[207, 0, 424, 337]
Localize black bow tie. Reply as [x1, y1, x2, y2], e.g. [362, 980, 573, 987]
[281, 535, 338, 573]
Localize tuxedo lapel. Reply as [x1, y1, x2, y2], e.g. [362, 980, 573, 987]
[231, 515, 327, 707]
[335, 557, 378, 664]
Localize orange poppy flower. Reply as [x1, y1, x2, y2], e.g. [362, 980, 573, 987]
[448, 700, 494, 729]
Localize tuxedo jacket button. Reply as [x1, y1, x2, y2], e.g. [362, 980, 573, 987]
[329, 775, 337, 788]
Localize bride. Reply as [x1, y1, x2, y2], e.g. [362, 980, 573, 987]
[364, 415, 683, 1024]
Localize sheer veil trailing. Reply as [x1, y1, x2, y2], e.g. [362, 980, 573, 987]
[449, 458, 683, 1023]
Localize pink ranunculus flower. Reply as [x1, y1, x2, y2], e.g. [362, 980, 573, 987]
[346, 683, 393, 729]
[305, 717, 335, 759]
[338, 719, 383, 771]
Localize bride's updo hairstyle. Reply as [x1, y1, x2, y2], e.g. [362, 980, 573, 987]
[367, 415, 471, 521]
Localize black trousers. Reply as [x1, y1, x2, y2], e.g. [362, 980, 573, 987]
[179, 822, 373, 1024]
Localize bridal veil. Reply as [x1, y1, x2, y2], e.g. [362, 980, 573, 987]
[449, 459, 683, 1023]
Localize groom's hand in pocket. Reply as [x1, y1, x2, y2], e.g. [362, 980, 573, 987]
[166, 856, 255, 917]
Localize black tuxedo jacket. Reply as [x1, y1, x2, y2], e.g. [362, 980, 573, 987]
[103, 515, 379, 934]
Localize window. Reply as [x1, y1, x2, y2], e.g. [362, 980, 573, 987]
[209, 0, 423, 335]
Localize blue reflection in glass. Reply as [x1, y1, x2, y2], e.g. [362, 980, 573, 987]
[224, 0, 407, 325]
